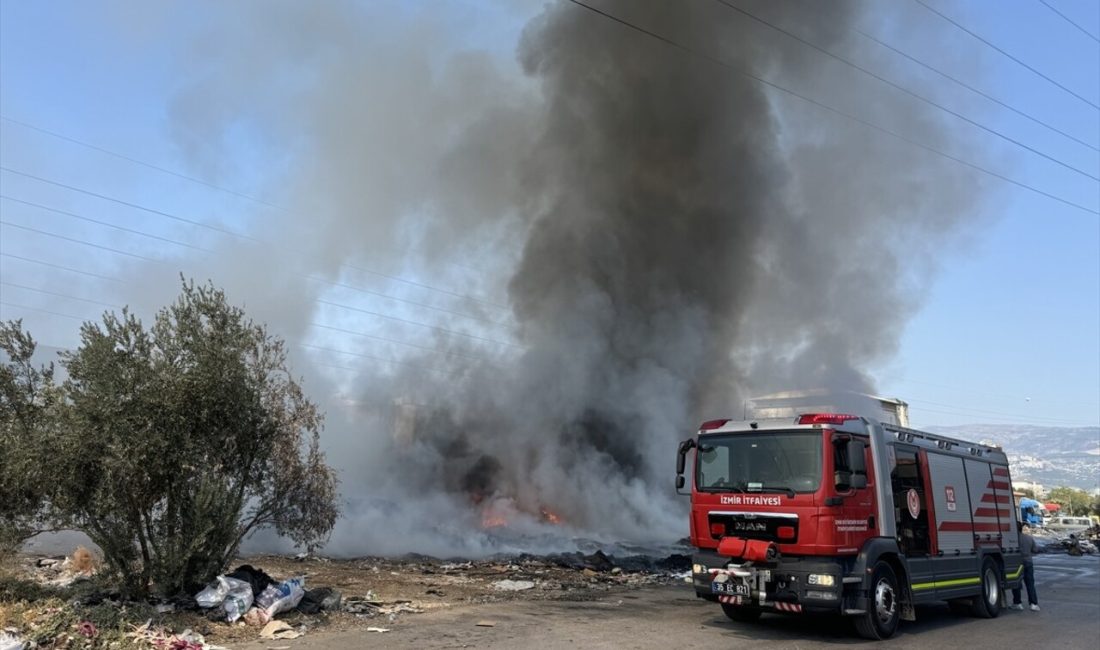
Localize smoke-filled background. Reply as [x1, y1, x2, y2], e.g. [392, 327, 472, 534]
[4, 0, 1021, 555]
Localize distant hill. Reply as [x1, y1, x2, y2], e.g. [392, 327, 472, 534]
[925, 424, 1100, 493]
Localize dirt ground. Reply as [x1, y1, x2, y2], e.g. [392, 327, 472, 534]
[0, 548, 689, 648]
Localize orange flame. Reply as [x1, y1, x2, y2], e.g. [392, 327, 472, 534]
[540, 507, 562, 525]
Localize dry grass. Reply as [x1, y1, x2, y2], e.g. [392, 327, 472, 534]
[69, 546, 98, 575]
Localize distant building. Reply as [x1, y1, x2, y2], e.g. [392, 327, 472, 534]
[1012, 479, 1045, 498]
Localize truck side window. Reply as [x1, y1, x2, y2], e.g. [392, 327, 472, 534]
[891, 447, 930, 556]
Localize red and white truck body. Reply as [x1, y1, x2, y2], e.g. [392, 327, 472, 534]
[675, 413, 1024, 639]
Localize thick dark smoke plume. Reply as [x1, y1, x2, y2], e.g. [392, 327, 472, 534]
[127, 0, 986, 555]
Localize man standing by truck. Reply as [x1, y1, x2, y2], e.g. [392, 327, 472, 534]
[1011, 522, 1040, 611]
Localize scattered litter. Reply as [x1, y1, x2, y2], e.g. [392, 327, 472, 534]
[1, 629, 30, 650]
[227, 564, 277, 597]
[297, 587, 341, 614]
[366, 627, 391, 633]
[76, 620, 98, 638]
[492, 579, 535, 591]
[475, 620, 496, 627]
[260, 620, 302, 640]
[156, 602, 176, 614]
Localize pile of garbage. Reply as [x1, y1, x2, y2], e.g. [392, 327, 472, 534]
[191, 564, 343, 635]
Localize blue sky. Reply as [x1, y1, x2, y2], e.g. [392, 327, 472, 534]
[1, 0, 1097, 430]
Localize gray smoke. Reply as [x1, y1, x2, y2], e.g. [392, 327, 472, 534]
[124, 0, 987, 555]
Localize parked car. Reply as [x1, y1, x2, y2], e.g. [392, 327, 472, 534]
[1045, 516, 1093, 534]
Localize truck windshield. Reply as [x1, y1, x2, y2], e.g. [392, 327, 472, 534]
[696, 432, 822, 494]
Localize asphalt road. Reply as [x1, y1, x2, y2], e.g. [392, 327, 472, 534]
[237, 553, 1100, 649]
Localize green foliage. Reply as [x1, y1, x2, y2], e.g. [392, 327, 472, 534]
[1047, 486, 1092, 516]
[0, 320, 62, 551]
[14, 279, 339, 597]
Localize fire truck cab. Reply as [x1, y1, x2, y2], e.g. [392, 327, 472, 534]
[675, 413, 1024, 640]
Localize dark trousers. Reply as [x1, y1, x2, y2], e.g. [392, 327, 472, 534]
[1012, 562, 1037, 605]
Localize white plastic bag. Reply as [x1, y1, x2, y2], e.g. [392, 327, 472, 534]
[195, 576, 231, 608]
[223, 577, 254, 623]
[257, 577, 305, 619]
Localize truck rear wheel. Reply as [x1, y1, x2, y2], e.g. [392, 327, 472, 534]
[854, 561, 900, 640]
[970, 557, 1002, 619]
[721, 602, 762, 622]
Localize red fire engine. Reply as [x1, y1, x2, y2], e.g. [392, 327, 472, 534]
[675, 412, 1025, 639]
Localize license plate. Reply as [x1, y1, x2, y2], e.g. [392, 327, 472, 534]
[711, 580, 749, 596]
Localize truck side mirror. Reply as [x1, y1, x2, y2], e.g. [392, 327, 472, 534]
[676, 438, 695, 475]
[676, 475, 685, 490]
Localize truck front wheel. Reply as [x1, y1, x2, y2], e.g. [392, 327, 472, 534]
[721, 602, 762, 622]
[854, 561, 900, 640]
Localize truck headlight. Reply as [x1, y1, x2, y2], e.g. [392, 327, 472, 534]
[693, 563, 707, 574]
[808, 574, 835, 586]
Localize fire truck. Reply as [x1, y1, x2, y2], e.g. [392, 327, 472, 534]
[675, 410, 1024, 640]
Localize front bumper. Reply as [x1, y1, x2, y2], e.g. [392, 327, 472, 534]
[692, 549, 860, 614]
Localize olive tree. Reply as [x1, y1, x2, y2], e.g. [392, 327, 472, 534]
[54, 280, 338, 596]
[0, 321, 61, 552]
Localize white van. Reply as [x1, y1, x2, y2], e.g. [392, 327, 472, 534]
[1045, 516, 1092, 534]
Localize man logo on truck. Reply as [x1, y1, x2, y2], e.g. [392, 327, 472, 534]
[675, 412, 1023, 640]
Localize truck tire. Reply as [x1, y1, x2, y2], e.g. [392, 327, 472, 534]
[720, 602, 762, 622]
[854, 561, 900, 640]
[970, 557, 1002, 619]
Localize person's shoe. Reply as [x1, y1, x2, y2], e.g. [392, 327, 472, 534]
[1011, 604, 1024, 610]
[1030, 604, 1041, 611]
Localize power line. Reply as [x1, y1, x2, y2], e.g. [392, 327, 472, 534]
[715, 0, 1100, 181]
[0, 115, 285, 210]
[0, 281, 122, 309]
[316, 298, 521, 350]
[0, 301, 89, 322]
[0, 220, 166, 263]
[0, 164, 509, 311]
[905, 397, 1093, 425]
[1, 191, 512, 331]
[1, 247, 511, 364]
[0, 116, 515, 304]
[305, 275, 510, 328]
[853, 26, 1098, 152]
[914, 0, 1100, 110]
[0, 166, 260, 242]
[309, 321, 498, 365]
[0, 194, 214, 252]
[0, 252, 124, 283]
[1038, 0, 1100, 43]
[564, 0, 1099, 215]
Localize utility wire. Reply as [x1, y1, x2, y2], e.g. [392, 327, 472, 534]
[0, 301, 89, 322]
[0, 166, 259, 242]
[0, 293, 469, 377]
[854, 26, 1098, 152]
[0, 116, 514, 304]
[0, 252, 124, 283]
[0, 220, 165, 263]
[715, 0, 1100, 181]
[0, 195, 214, 252]
[564, 0, 1099, 215]
[1, 191, 513, 332]
[0, 115, 285, 209]
[0, 165, 509, 311]
[0, 281, 122, 309]
[1038, 0, 1100, 43]
[316, 298, 522, 349]
[0, 248, 510, 364]
[914, 0, 1100, 110]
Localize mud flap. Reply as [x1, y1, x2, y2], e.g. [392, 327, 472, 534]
[900, 581, 917, 621]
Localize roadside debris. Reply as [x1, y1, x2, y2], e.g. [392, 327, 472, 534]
[259, 620, 301, 640]
[491, 580, 535, 591]
[1, 629, 31, 650]
[366, 626, 390, 633]
[475, 620, 496, 627]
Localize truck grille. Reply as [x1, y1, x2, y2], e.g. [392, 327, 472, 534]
[708, 512, 797, 542]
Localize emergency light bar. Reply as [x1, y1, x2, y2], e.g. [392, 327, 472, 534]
[797, 413, 859, 425]
[699, 419, 730, 430]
